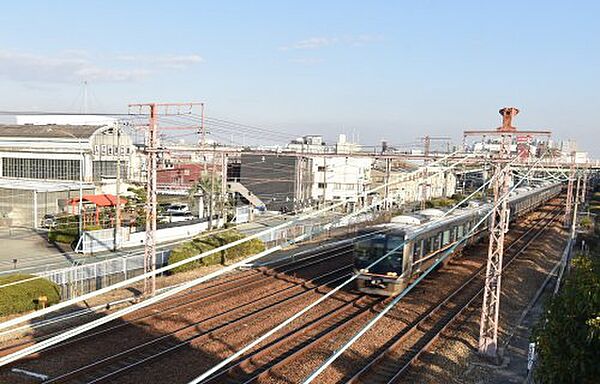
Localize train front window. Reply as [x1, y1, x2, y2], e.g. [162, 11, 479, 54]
[386, 235, 404, 270]
[354, 235, 386, 261]
[387, 235, 404, 257]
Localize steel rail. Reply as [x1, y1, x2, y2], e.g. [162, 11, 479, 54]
[0, 248, 352, 357]
[201, 296, 388, 384]
[41, 265, 355, 383]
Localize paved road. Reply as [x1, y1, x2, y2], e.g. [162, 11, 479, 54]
[0, 228, 192, 275]
[0, 213, 298, 275]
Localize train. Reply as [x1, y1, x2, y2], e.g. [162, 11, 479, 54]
[353, 182, 562, 296]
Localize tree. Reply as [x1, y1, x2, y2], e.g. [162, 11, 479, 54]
[533, 254, 600, 383]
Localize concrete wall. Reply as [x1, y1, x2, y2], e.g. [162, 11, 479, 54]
[78, 218, 224, 254]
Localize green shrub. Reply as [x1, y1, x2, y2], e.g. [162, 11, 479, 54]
[580, 216, 594, 229]
[533, 254, 600, 383]
[426, 197, 456, 209]
[0, 274, 60, 316]
[168, 229, 265, 274]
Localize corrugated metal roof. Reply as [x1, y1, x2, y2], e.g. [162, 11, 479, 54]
[0, 124, 103, 139]
[0, 178, 95, 192]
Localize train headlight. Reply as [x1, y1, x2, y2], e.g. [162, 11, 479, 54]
[386, 272, 398, 277]
[360, 268, 369, 273]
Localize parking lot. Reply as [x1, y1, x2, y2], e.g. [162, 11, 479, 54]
[0, 227, 76, 273]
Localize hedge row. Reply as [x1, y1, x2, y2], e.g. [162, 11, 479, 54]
[0, 274, 60, 317]
[48, 215, 102, 245]
[168, 230, 265, 274]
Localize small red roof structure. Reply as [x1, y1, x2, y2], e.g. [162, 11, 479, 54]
[69, 194, 127, 207]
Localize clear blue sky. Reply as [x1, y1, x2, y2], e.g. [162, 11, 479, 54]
[0, 1, 598, 153]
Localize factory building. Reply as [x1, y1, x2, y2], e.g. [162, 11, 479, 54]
[0, 120, 141, 227]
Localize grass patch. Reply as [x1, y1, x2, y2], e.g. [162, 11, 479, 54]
[0, 274, 60, 316]
[168, 229, 265, 274]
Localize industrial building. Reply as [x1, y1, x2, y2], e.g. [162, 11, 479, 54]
[0, 120, 141, 227]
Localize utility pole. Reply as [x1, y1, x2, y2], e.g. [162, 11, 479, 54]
[564, 154, 576, 228]
[384, 157, 391, 210]
[321, 157, 327, 208]
[418, 136, 449, 210]
[209, 143, 216, 230]
[220, 152, 226, 223]
[114, 125, 122, 252]
[464, 107, 551, 359]
[129, 102, 203, 296]
[581, 168, 587, 203]
[144, 104, 158, 296]
[200, 103, 206, 146]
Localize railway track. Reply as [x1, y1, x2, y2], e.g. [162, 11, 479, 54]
[0, 242, 354, 357]
[3, 242, 361, 383]
[2, 203, 563, 384]
[345, 202, 563, 384]
[41, 266, 355, 384]
[200, 295, 389, 384]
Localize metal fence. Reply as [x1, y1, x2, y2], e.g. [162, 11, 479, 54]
[33, 208, 381, 300]
[34, 250, 170, 300]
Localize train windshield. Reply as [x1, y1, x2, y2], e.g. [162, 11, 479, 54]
[355, 234, 386, 261]
[354, 232, 404, 275]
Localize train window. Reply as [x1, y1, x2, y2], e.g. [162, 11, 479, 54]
[433, 233, 441, 250]
[425, 236, 434, 254]
[443, 230, 451, 246]
[413, 239, 423, 258]
[387, 235, 404, 258]
[457, 224, 464, 238]
[355, 235, 385, 261]
[354, 241, 371, 260]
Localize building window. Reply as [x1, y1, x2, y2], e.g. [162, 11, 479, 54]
[93, 160, 128, 181]
[1, 157, 81, 181]
[101, 145, 107, 155]
[94, 145, 99, 155]
[108, 145, 113, 156]
[317, 166, 326, 172]
[318, 182, 326, 189]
